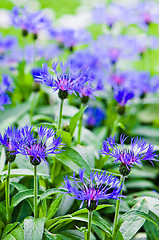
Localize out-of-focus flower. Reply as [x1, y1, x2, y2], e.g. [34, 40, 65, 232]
[49, 28, 91, 50]
[36, 61, 89, 98]
[0, 74, 14, 111]
[114, 88, 134, 106]
[0, 34, 17, 55]
[92, 4, 126, 28]
[11, 6, 51, 36]
[100, 134, 158, 175]
[18, 125, 63, 165]
[84, 106, 105, 128]
[62, 169, 124, 210]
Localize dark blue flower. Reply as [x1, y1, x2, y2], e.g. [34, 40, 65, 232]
[62, 169, 124, 210]
[36, 61, 89, 96]
[0, 74, 14, 111]
[84, 107, 105, 127]
[18, 126, 64, 165]
[100, 134, 158, 172]
[114, 88, 134, 106]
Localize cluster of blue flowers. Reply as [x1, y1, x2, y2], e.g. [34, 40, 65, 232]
[0, 125, 63, 165]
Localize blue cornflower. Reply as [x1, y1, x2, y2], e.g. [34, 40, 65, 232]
[62, 169, 124, 210]
[11, 6, 51, 36]
[49, 28, 91, 50]
[114, 88, 134, 107]
[18, 126, 64, 165]
[37, 61, 89, 98]
[100, 134, 158, 175]
[0, 125, 33, 162]
[0, 34, 17, 55]
[0, 74, 14, 111]
[84, 107, 105, 128]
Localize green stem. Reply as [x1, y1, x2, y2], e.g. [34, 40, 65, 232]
[87, 210, 93, 240]
[5, 161, 11, 224]
[34, 165, 38, 218]
[111, 175, 125, 240]
[111, 114, 120, 137]
[58, 99, 64, 130]
[77, 104, 83, 144]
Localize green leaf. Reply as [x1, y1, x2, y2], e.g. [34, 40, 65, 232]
[0, 148, 5, 174]
[11, 190, 34, 207]
[24, 217, 45, 240]
[0, 101, 30, 132]
[57, 130, 72, 147]
[1, 222, 20, 239]
[144, 211, 159, 240]
[46, 194, 64, 220]
[38, 188, 64, 204]
[69, 106, 87, 137]
[118, 200, 158, 240]
[2, 225, 24, 240]
[116, 231, 124, 240]
[55, 147, 91, 177]
[0, 202, 7, 223]
[57, 230, 86, 240]
[0, 168, 49, 177]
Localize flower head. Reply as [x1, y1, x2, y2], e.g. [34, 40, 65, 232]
[0, 125, 33, 162]
[11, 6, 51, 36]
[18, 125, 64, 165]
[0, 74, 14, 111]
[100, 134, 158, 175]
[36, 61, 89, 97]
[84, 107, 105, 128]
[114, 88, 134, 106]
[62, 169, 124, 210]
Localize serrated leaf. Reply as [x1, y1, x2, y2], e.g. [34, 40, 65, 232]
[55, 147, 91, 177]
[24, 217, 45, 240]
[69, 106, 87, 137]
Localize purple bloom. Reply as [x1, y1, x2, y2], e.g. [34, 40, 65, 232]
[0, 125, 34, 161]
[18, 126, 63, 165]
[84, 107, 105, 128]
[114, 88, 134, 106]
[11, 6, 51, 35]
[37, 61, 89, 96]
[92, 4, 125, 28]
[49, 28, 91, 49]
[0, 34, 17, 55]
[100, 134, 158, 174]
[62, 169, 124, 210]
[0, 74, 14, 111]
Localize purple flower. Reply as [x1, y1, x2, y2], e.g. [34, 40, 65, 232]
[0, 74, 14, 111]
[92, 4, 125, 28]
[114, 88, 134, 106]
[0, 125, 33, 161]
[84, 107, 105, 128]
[18, 126, 64, 165]
[0, 34, 17, 55]
[36, 61, 89, 96]
[62, 169, 124, 210]
[49, 28, 91, 49]
[100, 134, 158, 175]
[11, 6, 51, 35]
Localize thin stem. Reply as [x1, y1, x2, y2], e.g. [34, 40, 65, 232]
[5, 161, 11, 224]
[58, 99, 64, 130]
[34, 165, 38, 218]
[111, 114, 120, 137]
[111, 175, 125, 240]
[77, 104, 83, 144]
[87, 210, 93, 240]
